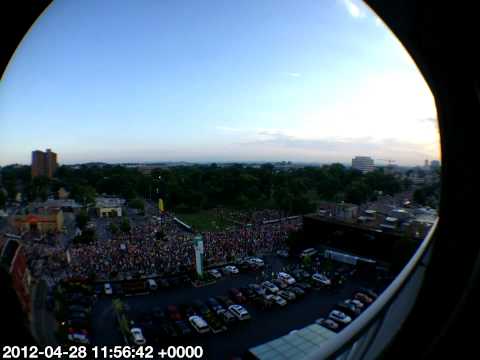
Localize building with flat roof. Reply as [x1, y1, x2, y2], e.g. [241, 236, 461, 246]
[31, 148, 58, 178]
[95, 196, 125, 217]
[352, 156, 375, 173]
[11, 208, 64, 234]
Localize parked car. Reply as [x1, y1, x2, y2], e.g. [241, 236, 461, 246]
[245, 257, 264, 267]
[359, 288, 378, 299]
[188, 315, 210, 334]
[228, 305, 251, 320]
[224, 265, 239, 274]
[276, 249, 289, 258]
[316, 318, 340, 332]
[167, 305, 182, 321]
[329, 310, 352, 324]
[346, 299, 365, 309]
[207, 269, 222, 279]
[152, 307, 165, 320]
[130, 327, 146, 345]
[67, 333, 90, 344]
[146, 279, 158, 291]
[216, 296, 234, 308]
[104, 283, 113, 295]
[278, 272, 296, 285]
[69, 311, 88, 320]
[312, 273, 332, 286]
[68, 305, 89, 314]
[289, 286, 305, 297]
[216, 308, 236, 324]
[174, 320, 192, 337]
[354, 292, 373, 305]
[207, 297, 223, 312]
[158, 278, 170, 288]
[271, 295, 287, 306]
[273, 279, 288, 289]
[296, 282, 312, 291]
[240, 287, 258, 301]
[299, 248, 318, 258]
[337, 302, 361, 317]
[278, 290, 296, 301]
[248, 284, 266, 296]
[229, 288, 246, 303]
[261, 281, 279, 294]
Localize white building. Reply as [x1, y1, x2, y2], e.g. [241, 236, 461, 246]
[352, 156, 375, 173]
[95, 197, 125, 217]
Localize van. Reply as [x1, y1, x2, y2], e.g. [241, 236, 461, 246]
[146, 279, 158, 291]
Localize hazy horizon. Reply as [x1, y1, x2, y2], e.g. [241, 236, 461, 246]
[0, 0, 440, 167]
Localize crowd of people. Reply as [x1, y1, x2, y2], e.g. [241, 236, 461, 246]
[19, 210, 301, 283]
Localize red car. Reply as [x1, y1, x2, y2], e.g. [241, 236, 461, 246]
[229, 288, 246, 303]
[167, 304, 182, 321]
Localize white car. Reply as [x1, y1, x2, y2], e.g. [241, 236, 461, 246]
[346, 299, 364, 309]
[130, 327, 146, 345]
[271, 295, 287, 306]
[328, 310, 352, 324]
[312, 273, 332, 286]
[188, 315, 210, 334]
[207, 269, 222, 279]
[278, 272, 296, 285]
[261, 281, 279, 293]
[104, 283, 113, 295]
[224, 265, 239, 274]
[228, 304, 251, 320]
[146, 279, 157, 291]
[300, 248, 318, 258]
[67, 333, 90, 344]
[247, 257, 264, 266]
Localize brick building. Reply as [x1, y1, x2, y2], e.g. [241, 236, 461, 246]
[31, 148, 58, 178]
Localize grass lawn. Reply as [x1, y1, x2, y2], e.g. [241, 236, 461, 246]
[175, 209, 232, 232]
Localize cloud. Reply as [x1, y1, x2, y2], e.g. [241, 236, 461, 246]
[286, 72, 301, 77]
[340, 0, 366, 18]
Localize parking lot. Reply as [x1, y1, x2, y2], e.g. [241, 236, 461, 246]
[90, 254, 390, 359]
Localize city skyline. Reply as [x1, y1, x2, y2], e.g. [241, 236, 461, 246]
[0, 0, 439, 166]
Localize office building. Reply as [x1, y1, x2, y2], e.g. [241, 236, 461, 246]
[352, 156, 375, 173]
[31, 148, 58, 178]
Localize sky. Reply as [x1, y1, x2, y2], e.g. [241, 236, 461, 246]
[0, 0, 440, 166]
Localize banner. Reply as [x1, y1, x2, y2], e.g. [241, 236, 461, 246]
[158, 198, 164, 212]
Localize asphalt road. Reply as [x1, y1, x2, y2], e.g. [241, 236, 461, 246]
[91, 256, 387, 359]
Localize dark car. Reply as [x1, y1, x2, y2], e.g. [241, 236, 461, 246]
[158, 278, 170, 289]
[68, 305, 89, 313]
[290, 286, 305, 297]
[248, 284, 266, 296]
[167, 305, 182, 321]
[111, 283, 124, 295]
[178, 304, 196, 318]
[229, 288, 246, 303]
[174, 320, 192, 337]
[240, 287, 258, 301]
[207, 298, 223, 312]
[65, 319, 90, 330]
[169, 277, 181, 287]
[153, 307, 165, 320]
[216, 296, 234, 308]
[159, 320, 179, 338]
[216, 309, 236, 324]
[69, 311, 88, 320]
[315, 318, 340, 332]
[296, 282, 312, 291]
[359, 288, 378, 299]
[336, 302, 361, 317]
[253, 295, 272, 309]
[192, 300, 210, 315]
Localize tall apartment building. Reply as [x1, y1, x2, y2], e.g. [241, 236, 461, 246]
[352, 156, 375, 173]
[31, 148, 58, 178]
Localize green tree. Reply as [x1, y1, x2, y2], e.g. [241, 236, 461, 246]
[75, 210, 89, 230]
[0, 190, 6, 208]
[120, 218, 131, 233]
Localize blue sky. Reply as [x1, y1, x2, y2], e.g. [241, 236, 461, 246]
[0, 0, 439, 166]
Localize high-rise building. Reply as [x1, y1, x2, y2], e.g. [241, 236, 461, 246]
[430, 160, 441, 169]
[31, 148, 58, 178]
[352, 156, 375, 173]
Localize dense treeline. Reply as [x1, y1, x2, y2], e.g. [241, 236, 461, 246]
[0, 163, 410, 213]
